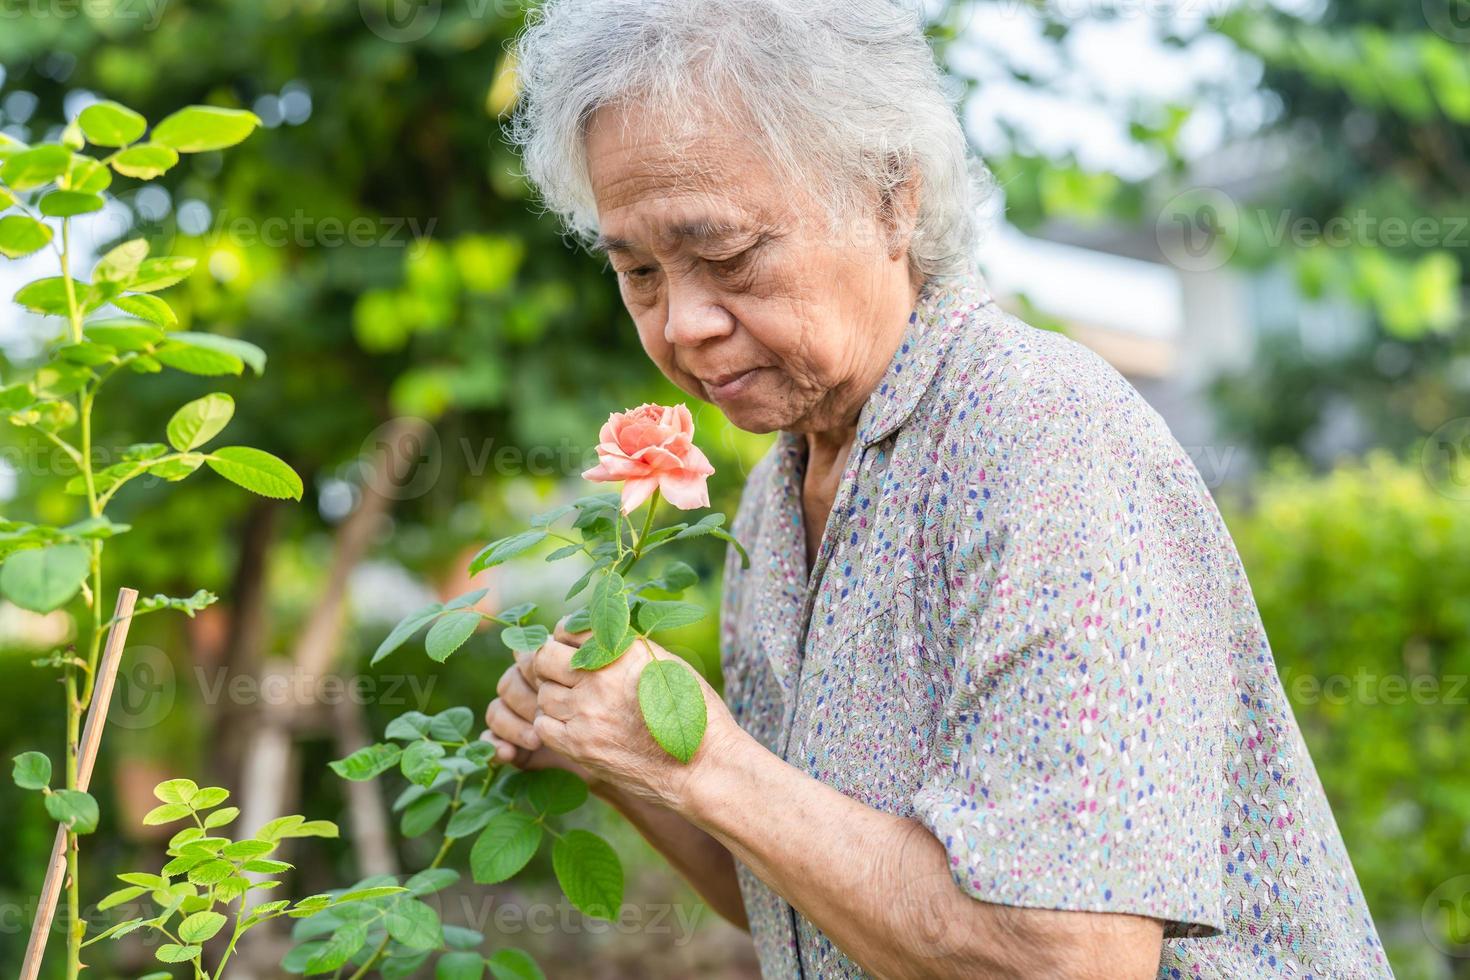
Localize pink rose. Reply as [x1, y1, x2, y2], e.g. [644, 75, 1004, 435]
[582, 402, 715, 513]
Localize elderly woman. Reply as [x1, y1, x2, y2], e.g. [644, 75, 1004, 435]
[484, 1, 1388, 977]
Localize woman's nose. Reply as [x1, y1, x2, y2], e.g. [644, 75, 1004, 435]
[663, 281, 735, 346]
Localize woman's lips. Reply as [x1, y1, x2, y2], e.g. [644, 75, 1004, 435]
[702, 367, 762, 402]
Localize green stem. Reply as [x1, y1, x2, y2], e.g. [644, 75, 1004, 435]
[633, 491, 660, 554]
[60, 217, 82, 345]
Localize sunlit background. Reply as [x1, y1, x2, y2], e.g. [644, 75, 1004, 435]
[2, 0, 1469, 977]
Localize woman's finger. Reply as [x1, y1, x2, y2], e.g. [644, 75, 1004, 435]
[553, 614, 593, 647]
[486, 697, 541, 752]
[480, 730, 531, 767]
[536, 680, 577, 721]
[533, 638, 581, 688]
[496, 663, 539, 721]
[514, 645, 540, 690]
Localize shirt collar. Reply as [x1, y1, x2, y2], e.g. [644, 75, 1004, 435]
[853, 270, 993, 448]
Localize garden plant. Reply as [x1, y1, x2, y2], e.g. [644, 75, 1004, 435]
[2, 97, 746, 979]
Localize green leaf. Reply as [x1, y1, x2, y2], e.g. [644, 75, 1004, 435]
[552, 829, 623, 920]
[187, 859, 234, 885]
[155, 943, 202, 964]
[445, 799, 503, 838]
[14, 277, 71, 315]
[221, 839, 275, 860]
[401, 792, 451, 838]
[94, 239, 150, 283]
[83, 320, 162, 351]
[143, 802, 193, 825]
[154, 777, 199, 804]
[179, 909, 227, 943]
[563, 605, 593, 634]
[568, 630, 633, 671]
[640, 560, 699, 595]
[38, 190, 104, 217]
[152, 106, 261, 153]
[524, 769, 588, 815]
[712, 527, 750, 567]
[289, 819, 339, 839]
[96, 885, 147, 911]
[306, 921, 368, 974]
[590, 572, 630, 654]
[243, 858, 292, 873]
[385, 898, 444, 950]
[168, 331, 266, 374]
[335, 885, 409, 903]
[470, 810, 543, 884]
[637, 659, 708, 764]
[79, 101, 147, 146]
[487, 947, 545, 980]
[166, 392, 234, 451]
[206, 446, 304, 500]
[111, 142, 180, 179]
[282, 940, 328, 971]
[118, 872, 169, 889]
[468, 529, 548, 573]
[190, 785, 229, 808]
[2, 144, 71, 191]
[201, 806, 238, 830]
[383, 951, 433, 979]
[65, 156, 111, 194]
[636, 600, 706, 634]
[400, 739, 446, 787]
[500, 623, 548, 654]
[126, 256, 196, 292]
[46, 789, 100, 834]
[495, 601, 537, 625]
[407, 868, 461, 896]
[437, 951, 486, 980]
[0, 543, 89, 613]
[425, 610, 481, 662]
[428, 706, 475, 741]
[12, 751, 51, 790]
[154, 340, 243, 375]
[329, 743, 402, 781]
[385, 711, 433, 741]
[113, 293, 178, 327]
[0, 214, 53, 258]
[372, 602, 444, 665]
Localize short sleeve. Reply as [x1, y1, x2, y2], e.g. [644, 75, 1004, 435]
[913, 372, 1227, 937]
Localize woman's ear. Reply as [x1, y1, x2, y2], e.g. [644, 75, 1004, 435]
[877, 161, 922, 262]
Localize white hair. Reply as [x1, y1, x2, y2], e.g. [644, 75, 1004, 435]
[506, 0, 993, 280]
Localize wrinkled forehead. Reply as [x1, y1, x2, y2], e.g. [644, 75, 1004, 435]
[583, 101, 823, 252]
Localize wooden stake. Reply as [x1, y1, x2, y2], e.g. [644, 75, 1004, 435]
[20, 587, 139, 980]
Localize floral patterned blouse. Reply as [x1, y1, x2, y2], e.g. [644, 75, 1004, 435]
[718, 270, 1388, 979]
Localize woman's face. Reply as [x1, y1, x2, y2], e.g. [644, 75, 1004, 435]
[584, 102, 919, 435]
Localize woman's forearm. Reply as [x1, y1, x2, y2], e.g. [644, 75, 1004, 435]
[680, 729, 1160, 980]
[592, 779, 750, 930]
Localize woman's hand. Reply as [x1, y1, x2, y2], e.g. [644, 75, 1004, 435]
[483, 641, 595, 785]
[527, 616, 740, 810]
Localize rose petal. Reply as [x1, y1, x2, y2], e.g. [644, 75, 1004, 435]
[658, 469, 711, 510]
[620, 475, 660, 513]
